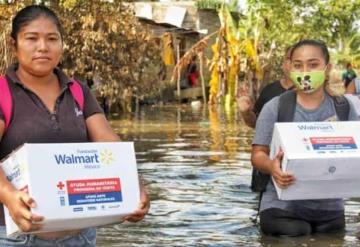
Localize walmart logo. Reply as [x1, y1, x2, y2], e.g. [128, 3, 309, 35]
[54, 153, 99, 164]
[54, 149, 114, 166]
[99, 149, 114, 165]
[297, 123, 334, 132]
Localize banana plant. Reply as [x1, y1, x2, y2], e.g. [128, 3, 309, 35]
[209, 5, 241, 111]
[332, 32, 360, 67]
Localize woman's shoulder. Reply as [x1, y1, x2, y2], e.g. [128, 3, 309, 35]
[258, 95, 281, 119]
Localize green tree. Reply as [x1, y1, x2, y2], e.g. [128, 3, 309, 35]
[239, 0, 360, 88]
[332, 32, 360, 66]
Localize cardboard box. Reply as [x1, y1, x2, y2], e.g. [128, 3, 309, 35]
[1, 142, 140, 236]
[344, 94, 360, 117]
[270, 121, 360, 200]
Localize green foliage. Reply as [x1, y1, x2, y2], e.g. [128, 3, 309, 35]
[332, 32, 360, 67]
[301, 0, 360, 66]
[56, 1, 162, 106]
[238, 0, 297, 82]
[1, 0, 359, 104]
[196, 0, 221, 10]
[196, 0, 239, 12]
[239, 0, 360, 84]
[0, 1, 162, 108]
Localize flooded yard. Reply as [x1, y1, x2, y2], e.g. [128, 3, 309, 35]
[96, 104, 360, 247]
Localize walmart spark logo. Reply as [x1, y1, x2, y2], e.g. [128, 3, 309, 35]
[99, 149, 114, 165]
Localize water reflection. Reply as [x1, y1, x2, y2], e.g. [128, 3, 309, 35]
[97, 104, 360, 247]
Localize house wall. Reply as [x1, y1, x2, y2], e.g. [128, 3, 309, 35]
[134, 3, 223, 101]
[197, 9, 221, 83]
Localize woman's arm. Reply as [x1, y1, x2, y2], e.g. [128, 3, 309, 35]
[124, 178, 150, 222]
[85, 113, 150, 221]
[86, 113, 120, 141]
[0, 120, 43, 232]
[251, 145, 295, 189]
[237, 96, 257, 128]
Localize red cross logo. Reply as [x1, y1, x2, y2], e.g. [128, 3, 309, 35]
[57, 181, 65, 190]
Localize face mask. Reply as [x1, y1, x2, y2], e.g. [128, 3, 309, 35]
[289, 67, 327, 93]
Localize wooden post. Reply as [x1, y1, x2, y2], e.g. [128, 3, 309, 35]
[176, 43, 181, 103]
[199, 52, 207, 104]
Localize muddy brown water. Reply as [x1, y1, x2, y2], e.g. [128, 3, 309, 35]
[96, 104, 360, 247]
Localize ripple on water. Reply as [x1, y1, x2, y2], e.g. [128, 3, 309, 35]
[96, 105, 360, 247]
[158, 143, 192, 148]
[167, 150, 225, 156]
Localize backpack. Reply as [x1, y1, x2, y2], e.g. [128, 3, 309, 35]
[250, 90, 350, 224]
[250, 90, 350, 193]
[0, 76, 84, 131]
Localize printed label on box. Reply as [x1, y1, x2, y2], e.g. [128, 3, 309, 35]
[310, 136, 357, 150]
[66, 178, 122, 206]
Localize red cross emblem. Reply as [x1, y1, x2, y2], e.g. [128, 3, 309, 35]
[57, 181, 65, 190]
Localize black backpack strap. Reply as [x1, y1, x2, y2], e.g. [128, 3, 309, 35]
[252, 91, 297, 225]
[333, 95, 350, 121]
[251, 91, 297, 225]
[278, 90, 297, 122]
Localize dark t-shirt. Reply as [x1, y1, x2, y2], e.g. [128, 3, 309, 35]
[0, 65, 103, 160]
[253, 93, 359, 218]
[0, 65, 104, 225]
[342, 70, 357, 88]
[253, 80, 287, 115]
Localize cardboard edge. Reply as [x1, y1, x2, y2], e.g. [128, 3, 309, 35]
[4, 142, 140, 236]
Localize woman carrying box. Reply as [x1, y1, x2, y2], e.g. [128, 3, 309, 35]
[251, 39, 360, 236]
[0, 5, 149, 246]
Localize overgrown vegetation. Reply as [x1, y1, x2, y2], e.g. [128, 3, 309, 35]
[189, 0, 360, 107]
[1, 0, 359, 110]
[0, 0, 162, 111]
[196, 0, 239, 12]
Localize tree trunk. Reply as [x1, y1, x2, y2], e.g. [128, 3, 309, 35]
[176, 43, 181, 103]
[199, 52, 207, 104]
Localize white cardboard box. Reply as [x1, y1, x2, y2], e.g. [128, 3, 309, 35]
[1, 142, 140, 236]
[270, 121, 360, 200]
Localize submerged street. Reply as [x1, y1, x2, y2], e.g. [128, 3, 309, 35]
[97, 104, 360, 247]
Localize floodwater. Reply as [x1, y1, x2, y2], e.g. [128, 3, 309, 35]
[96, 104, 360, 247]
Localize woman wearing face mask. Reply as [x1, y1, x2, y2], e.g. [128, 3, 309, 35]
[251, 39, 360, 237]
